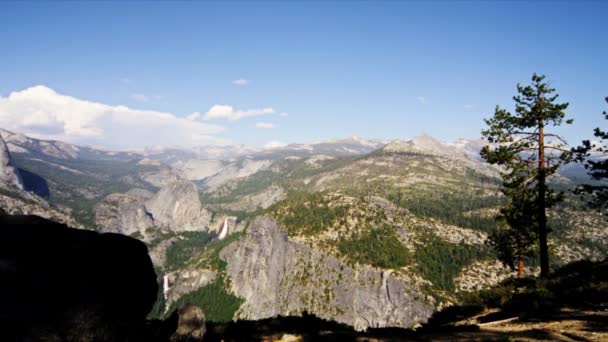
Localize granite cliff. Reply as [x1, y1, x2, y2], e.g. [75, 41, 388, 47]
[220, 217, 435, 331]
[95, 179, 212, 235]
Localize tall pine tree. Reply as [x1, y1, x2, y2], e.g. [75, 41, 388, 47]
[481, 73, 573, 278]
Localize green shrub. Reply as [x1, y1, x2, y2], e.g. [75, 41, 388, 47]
[388, 191, 503, 233]
[460, 259, 608, 314]
[415, 234, 490, 293]
[544, 259, 608, 309]
[507, 281, 557, 316]
[167, 277, 243, 323]
[267, 192, 347, 236]
[147, 276, 167, 320]
[182, 230, 245, 274]
[165, 231, 215, 269]
[460, 281, 516, 308]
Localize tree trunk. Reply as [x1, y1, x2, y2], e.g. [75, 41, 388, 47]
[518, 256, 524, 279]
[538, 121, 550, 278]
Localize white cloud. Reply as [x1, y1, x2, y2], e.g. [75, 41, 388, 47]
[255, 122, 276, 129]
[130, 93, 149, 102]
[279, 112, 289, 117]
[120, 78, 132, 84]
[232, 79, 250, 86]
[186, 112, 201, 121]
[203, 104, 274, 121]
[464, 104, 475, 111]
[264, 140, 287, 149]
[0, 85, 225, 148]
[417, 96, 428, 105]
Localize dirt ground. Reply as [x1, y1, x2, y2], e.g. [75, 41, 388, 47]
[472, 309, 608, 342]
[254, 309, 608, 342]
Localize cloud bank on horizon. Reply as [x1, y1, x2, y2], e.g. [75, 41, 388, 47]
[0, 86, 289, 149]
[0, 86, 231, 148]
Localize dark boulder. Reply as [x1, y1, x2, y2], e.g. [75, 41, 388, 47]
[0, 214, 158, 341]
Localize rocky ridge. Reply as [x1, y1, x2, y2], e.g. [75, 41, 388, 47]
[219, 185, 287, 212]
[0, 193, 82, 228]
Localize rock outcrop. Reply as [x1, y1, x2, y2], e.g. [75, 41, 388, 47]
[203, 159, 273, 191]
[175, 159, 225, 180]
[145, 180, 211, 231]
[220, 185, 286, 212]
[0, 193, 81, 228]
[95, 192, 154, 235]
[171, 304, 206, 341]
[149, 237, 178, 268]
[95, 180, 212, 234]
[164, 269, 217, 309]
[454, 260, 516, 292]
[209, 216, 244, 239]
[220, 217, 434, 331]
[140, 166, 183, 188]
[0, 134, 23, 191]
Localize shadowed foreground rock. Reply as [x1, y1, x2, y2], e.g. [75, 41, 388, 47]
[0, 214, 159, 341]
[171, 304, 206, 341]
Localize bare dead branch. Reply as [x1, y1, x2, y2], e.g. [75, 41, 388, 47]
[478, 317, 519, 327]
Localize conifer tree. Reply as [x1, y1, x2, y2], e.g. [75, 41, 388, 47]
[573, 97, 608, 212]
[481, 73, 573, 278]
[488, 178, 537, 278]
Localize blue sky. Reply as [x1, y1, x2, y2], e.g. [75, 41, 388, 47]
[0, 1, 606, 148]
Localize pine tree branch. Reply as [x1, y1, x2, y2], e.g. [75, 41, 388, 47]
[544, 134, 568, 145]
[544, 146, 571, 153]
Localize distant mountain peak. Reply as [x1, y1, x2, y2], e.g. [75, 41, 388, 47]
[382, 134, 468, 157]
[348, 135, 383, 147]
[410, 133, 442, 146]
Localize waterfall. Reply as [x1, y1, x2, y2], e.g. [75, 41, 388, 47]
[163, 274, 170, 301]
[218, 218, 229, 240]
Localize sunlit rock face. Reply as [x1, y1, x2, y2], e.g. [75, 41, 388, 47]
[0, 134, 23, 191]
[220, 216, 435, 331]
[95, 192, 154, 235]
[144, 179, 211, 231]
[95, 180, 212, 235]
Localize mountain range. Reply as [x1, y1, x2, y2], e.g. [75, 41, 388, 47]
[0, 127, 605, 330]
